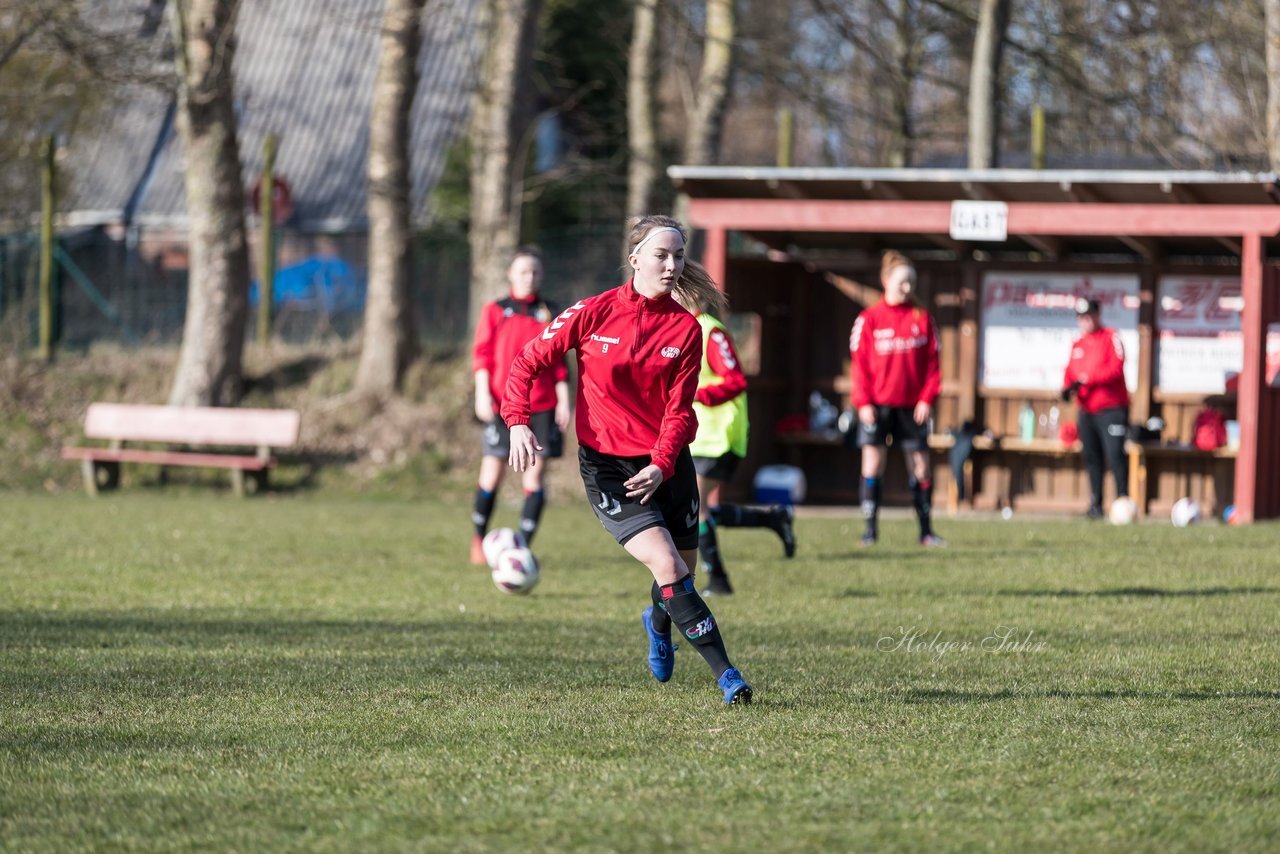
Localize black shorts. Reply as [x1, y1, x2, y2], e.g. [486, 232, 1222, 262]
[579, 444, 699, 550]
[692, 452, 742, 482]
[854, 405, 929, 450]
[482, 409, 563, 458]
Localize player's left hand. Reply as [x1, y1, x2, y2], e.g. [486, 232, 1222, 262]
[913, 401, 932, 426]
[508, 424, 542, 472]
[624, 464, 664, 505]
[554, 400, 571, 431]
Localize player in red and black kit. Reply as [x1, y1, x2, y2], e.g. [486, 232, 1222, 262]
[503, 215, 752, 705]
[1061, 297, 1130, 519]
[849, 250, 944, 547]
[469, 246, 571, 564]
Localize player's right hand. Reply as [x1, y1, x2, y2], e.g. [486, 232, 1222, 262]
[475, 395, 494, 422]
[858, 405, 876, 427]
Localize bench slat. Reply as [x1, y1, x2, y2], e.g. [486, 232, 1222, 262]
[63, 447, 273, 470]
[83, 403, 300, 448]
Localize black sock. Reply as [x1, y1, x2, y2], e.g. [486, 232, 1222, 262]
[649, 582, 672, 633]
[698, 520, 724, 574]
[861, 476, 881, 537]
[910, 477, 933, 538]
[713, 504, 770, 527]
[661, 577, 731, 677]
[472, 487, 495, 538]
[520, 489, 545, 543]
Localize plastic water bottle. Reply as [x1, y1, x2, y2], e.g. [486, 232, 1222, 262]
[1019, 401, 1036, 441]
[809, 391, 824, 433]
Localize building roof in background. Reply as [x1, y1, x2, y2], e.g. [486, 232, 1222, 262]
[669, 166, 1280, 261]
[66, 0, 478, 231]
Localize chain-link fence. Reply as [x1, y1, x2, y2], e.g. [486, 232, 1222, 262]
[0, 223, 630, 354]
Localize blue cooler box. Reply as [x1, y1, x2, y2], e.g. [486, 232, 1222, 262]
[753, 464, 807, 506]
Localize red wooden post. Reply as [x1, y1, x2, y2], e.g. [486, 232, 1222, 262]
[702, 226, 728, 291]
[1234, 232, 1264, 523]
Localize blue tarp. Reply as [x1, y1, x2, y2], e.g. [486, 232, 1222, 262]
[249, 256, 365, 314]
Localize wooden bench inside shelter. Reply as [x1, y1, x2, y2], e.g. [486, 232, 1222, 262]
[62, 403, 301, 496]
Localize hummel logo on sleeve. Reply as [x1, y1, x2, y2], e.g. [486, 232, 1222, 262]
[711, 330, 736, 368]
[542, 301, 586, 340]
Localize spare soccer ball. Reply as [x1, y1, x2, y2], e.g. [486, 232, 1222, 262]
[491, 546, 540, 594]
[481, 527, 527, 569]
[1108, 496, 1137, 526]
[1170, 497, 1202, 528]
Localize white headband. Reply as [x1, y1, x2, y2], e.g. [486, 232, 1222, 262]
[630, 226, 684, 257]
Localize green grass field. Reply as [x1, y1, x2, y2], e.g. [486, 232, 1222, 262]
[2, 492, 1277, 851]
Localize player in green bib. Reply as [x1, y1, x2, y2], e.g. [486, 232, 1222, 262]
[675, 290, 796, 596]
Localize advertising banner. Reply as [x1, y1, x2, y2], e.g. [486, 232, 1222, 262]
[981, 272, 1140, 391]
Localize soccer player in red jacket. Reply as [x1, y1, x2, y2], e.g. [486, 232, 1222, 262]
[1061, 297, 1130, 519]
[503, 215, 752, 705]
[469, 246, 571, 564]
[849, 250, 944, 547]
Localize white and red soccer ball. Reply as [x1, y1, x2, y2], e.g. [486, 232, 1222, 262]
[490, 545, 540, 595]
[481, 527, 527, 567]
[481, 528, 540, 594]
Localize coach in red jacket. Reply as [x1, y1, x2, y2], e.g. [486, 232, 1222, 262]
[849, 250, 944, 547]
[1061, 297, 1130, 519]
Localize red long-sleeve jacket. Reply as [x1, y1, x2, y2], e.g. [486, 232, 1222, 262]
[1063, 327, 1129, 414]
[697, 322, 748, 407]
[472, 295, 567, 412]
[502, 281, 703, 480]
[849, 301, 941, 408]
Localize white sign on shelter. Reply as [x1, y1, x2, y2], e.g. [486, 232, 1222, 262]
[950, 200, 1008, 241]
[1156, 275, 1241, 394]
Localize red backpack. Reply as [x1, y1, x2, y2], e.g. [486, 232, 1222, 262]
[1192, 408, 1227, 451]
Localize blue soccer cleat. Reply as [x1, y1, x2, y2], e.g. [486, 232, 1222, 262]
[718, 667, 753, 705]
[641, 606, 675, 683]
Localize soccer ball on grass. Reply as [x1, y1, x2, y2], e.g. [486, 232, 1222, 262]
[481, 527, 527, 568]
[1170, 497, 1202, 528]
[491, 546, 540, 594]
[1108, 496, 1137, 526]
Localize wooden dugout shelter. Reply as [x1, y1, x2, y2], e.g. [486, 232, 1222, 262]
[670, 166, 1280, 523]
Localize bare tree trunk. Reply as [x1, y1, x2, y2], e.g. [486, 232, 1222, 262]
[468, 0, 542, 329]
[673, 0, 734, 226]
[356, 0, 426, 395]
[167, 0, 251, 407]
[626, 0, 659, 221]
[968, 0, 1009, 169]
[1267, 0, 1280, 169]
[885, 0, 915, 168]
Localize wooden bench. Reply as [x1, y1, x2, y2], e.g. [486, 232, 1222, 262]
[62, 403, 301, 496]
